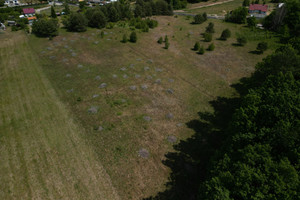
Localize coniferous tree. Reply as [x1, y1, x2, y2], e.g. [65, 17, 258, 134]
[130, 31, 137, 43]
[220, 29, 231, 40]
[193, 41, 200, 51]
[51, 6, 56, 18]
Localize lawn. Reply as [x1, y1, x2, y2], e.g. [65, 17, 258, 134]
[28, 15, 279, 199]
[184, 0, 278, 15]
[0, 31, 120, 200]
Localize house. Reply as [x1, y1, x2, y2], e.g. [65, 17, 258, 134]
[249, 4, 268, 15]
[23, 8, 35, 17]
[4, 0, 19, 6]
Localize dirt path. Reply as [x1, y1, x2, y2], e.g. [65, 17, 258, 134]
[0, 32, 120, 200]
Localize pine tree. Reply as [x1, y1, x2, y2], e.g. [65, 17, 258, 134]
[157, 37, 163, 44]
[122, 33, 127, 43]
[130, 31, 137, 43]
[51, 6, 57, 18]
[193, 42, 200, 51]
[198, 46, 205, 54]
[208, 43, 215, 51]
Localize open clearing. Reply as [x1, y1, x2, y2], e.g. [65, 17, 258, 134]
[28, 15, 278, 199]
[0, 32, 120, 200]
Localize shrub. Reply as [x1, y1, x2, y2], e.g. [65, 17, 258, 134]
[203, 33, 212, 42]
[237, 36, 247, 46]
[32, 18, 59, 37]
[122, 33, 127, 43]
[193, 13, 207, 24]
[198, 46, 205, 54]
[165, 41, 170, 49]
[206, 22, 215, 33]
[208, 43, 215, 51]
[220, 29, 231, 40]
[193, 41, 200, 51]
[158, 36, 163, 44]
[256, 42, 268, 53]
[63, 12, 88, 32]
[164, 35, 169, 43]
[130, 31, 137, 43]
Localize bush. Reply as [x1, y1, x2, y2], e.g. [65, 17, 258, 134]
[220, 29, 231, 40]
[32, 18, 59, 37]
[237, 36, 247, 46]
[203, 32, 212, 42]
[193, 41, 200, 51]
[256, 42, 268, 53]
[122, 33, 127, 43]
[206, 22, 215, 33]
[198, 46, 205, 54]
[63, 12, 88, 32]
[130, 31, 137, 43]
[208, 43, 215, 51]
[193, 13, 207, 24]
[158, 36, 163, 44]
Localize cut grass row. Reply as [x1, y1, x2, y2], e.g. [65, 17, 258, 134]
[0, 31, 120, 200]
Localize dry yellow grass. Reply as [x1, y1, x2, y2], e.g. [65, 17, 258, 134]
[0, 31, 120, 200]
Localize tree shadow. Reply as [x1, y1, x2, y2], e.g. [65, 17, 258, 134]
[249, 50, 262, 54]
[143, 96, 241, 200]
[232, 43, 242, 47]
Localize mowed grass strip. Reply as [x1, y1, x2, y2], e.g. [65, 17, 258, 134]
[0, 32, 120, 200]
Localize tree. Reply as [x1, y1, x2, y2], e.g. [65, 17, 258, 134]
[247, 16, 257, 28]
[203, 33, 212, 42]
[164, 35, 169, 43]
[237, 36, 247, 46]
[206, 22, 215, 33]
[193, 41, 200, 51]
[134, 4, 144, 18]
[165, 41, 170, 49]
[243, 0, 250, 6]
[63, 2, 70, 15]
[63, 12, 88, 32]
[122, 33, 127, 43]
[51, 6, 57, 18]
[220, 29, 231, 40]
[193, 13, 206, 24]
[198, 46, 205, 54]
[109, 6, 120, 22]
[87, 10, 107, 29]
[208, 43, 215, 51]
[79, 1, 86, 10]
[225, 7, 248, 24]
[32, 18, 59, 37]
[158, 36, 163, 44]
[255, 0, 260, 3]
[256, 42, 268, 53]
[130, 31, 137, 43]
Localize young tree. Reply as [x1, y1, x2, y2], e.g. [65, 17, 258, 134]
[243, 0, 250, 6]
[193, 41, 200, 51]
[206, 22, 215, 33]
[157, 36, 163, 44]
[237, 35, 247, 46]
[220, 29, 231, 40]
[165, 41, 170, 49]
[63, 12, 88, 32]
[208, 43, 215, 51]
[203, 33, 212, 42]
[198, 46, 205, 54]
[51, 6, 57, 18]
[130, 31, 137, 43]
[164, 35, 168, 43]
[32, 18, 59, 37]
[122, 33, 127, 43]
[256, 42, 268, 53]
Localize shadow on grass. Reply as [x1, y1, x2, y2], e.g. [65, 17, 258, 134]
[143, 95, 241, 200]
[232, 43, 242, 47]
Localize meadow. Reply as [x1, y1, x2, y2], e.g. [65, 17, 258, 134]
[0, 9, 279, 200]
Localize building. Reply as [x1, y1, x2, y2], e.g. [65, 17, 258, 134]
[248, 4, 268, 15]
[23, 8, 35, 17]
[27, 16, 37, 25]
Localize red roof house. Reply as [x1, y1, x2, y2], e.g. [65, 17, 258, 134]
[23, 8, 35, 16]
[249, 4, 268, 14]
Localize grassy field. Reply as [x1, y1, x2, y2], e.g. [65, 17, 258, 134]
[0, 32, 120, 200]
[184, 0, 278, 15]
[27, 15, 279, 199]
